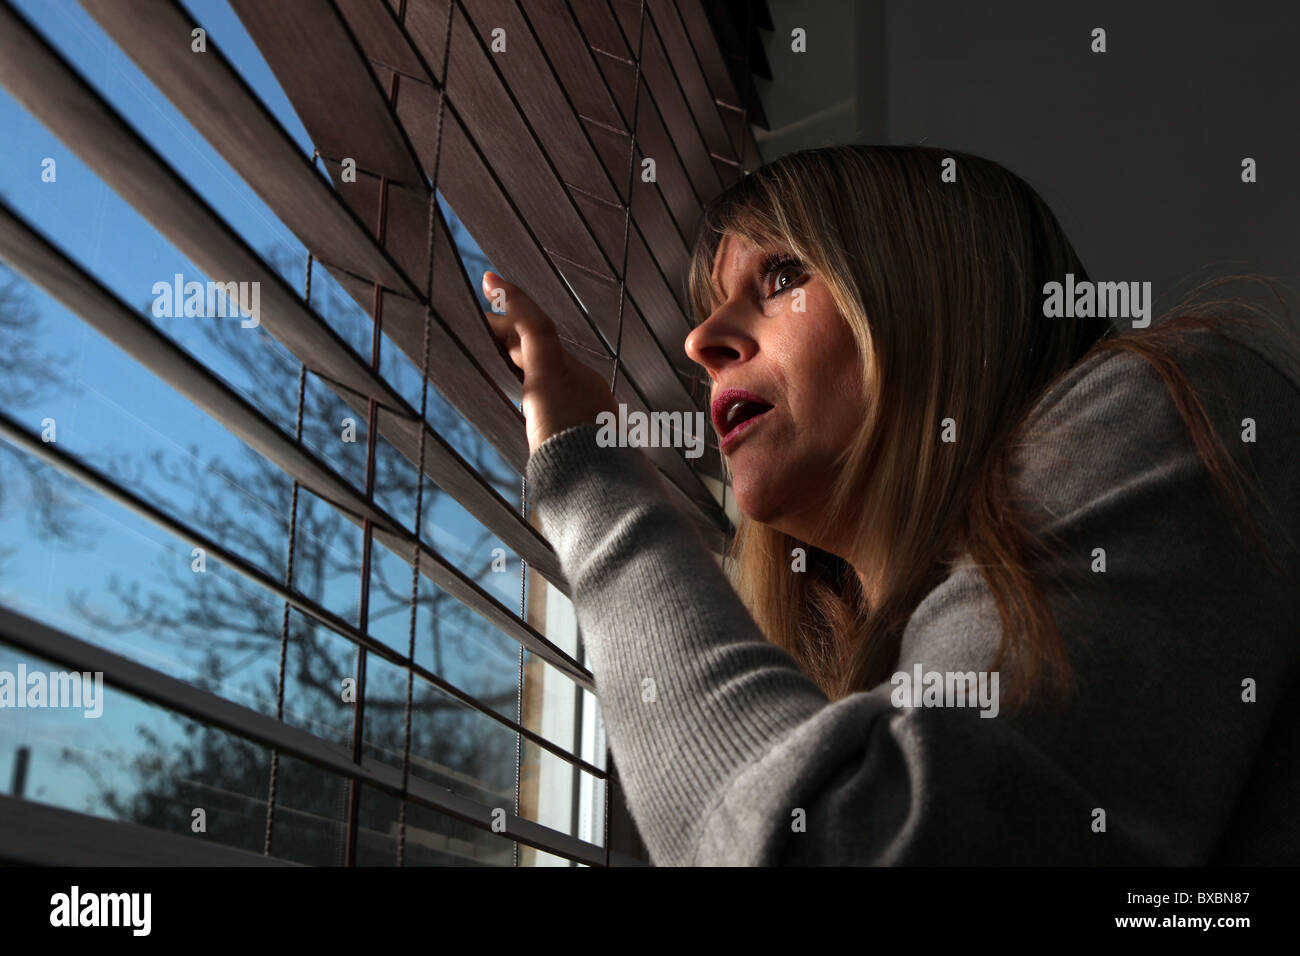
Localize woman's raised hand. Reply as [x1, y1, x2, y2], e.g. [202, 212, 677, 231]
[481, 271, 619, 456]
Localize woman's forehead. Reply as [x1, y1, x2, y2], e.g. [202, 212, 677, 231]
[712, 231, 795, 273]
[712, 231, 778, 267]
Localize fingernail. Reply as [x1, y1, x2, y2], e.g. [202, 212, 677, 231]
[483, 270, 499, 286]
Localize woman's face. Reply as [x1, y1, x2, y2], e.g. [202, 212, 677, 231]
[685, 232, 865, 537]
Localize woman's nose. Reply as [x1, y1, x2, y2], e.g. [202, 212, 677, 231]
[684, 305, 758, 375]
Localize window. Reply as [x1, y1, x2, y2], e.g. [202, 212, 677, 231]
[0, 0, 759, 866]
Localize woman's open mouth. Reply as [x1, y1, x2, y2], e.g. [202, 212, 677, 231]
[712, 388, 775, 451]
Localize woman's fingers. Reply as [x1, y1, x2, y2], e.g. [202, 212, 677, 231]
[480, 270, 618, 453]
[481, 271, 566, 377]
[482, 307, 523, 361]
[483, 271, 549, 332]
[481, 311, 526, 384]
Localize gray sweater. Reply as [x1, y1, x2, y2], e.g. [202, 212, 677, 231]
[525, 328, 1300, 865]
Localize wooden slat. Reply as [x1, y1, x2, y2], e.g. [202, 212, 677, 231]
[678, 0, 771, 146]
[645, 0, 736, 162]
[0, 794, 295, 866]
[233, 0, 424, 189]
[717, 100, 764, 172]
[701, 0, 773, 127]
[694, 0, 765, 174]
[454, 0, 626, 208]
[676, 0, 744, 107]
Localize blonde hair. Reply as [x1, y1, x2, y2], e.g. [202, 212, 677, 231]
[689, 144, 1294, 713]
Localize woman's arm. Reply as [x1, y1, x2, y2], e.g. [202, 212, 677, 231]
[526, 340, 1300, 865]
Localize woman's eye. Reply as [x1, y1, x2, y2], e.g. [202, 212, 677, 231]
[764, 262, 805, 299]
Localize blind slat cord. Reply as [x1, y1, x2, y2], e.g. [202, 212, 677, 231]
[398, 0, 456, 867]
[265, 150, 320, 857]
[608, 0, 649, 399]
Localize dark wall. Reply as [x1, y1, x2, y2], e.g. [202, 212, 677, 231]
[756, 0, 1300, 316]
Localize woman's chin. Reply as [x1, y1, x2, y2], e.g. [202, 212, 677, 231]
[730, 474, 785, 526]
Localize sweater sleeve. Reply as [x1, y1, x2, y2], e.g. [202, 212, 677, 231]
[524, 341, 1300, 866]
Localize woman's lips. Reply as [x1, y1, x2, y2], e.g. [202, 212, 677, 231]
[711, 387, 775, 451]
[719, 408, 772, 450]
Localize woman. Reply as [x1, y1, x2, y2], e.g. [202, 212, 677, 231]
[482, 145, 1300, 865]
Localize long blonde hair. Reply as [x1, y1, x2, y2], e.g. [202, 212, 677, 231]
[688, 144, 1295, 713]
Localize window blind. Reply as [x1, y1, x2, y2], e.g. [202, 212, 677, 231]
[0, 0, 764, 866]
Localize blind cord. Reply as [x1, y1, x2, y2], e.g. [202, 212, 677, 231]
[608, 0, 648, 399]
[398, 0, 456, 867]
[265, 149, 319, 857]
